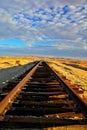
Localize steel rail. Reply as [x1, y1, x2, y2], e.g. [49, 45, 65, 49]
[46, 62, 87, 118]
[0, 61, 40, 118]
[0, 61, 87, 128]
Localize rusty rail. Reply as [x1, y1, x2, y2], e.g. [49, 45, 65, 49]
[0, 61, 40, 117]
[0, 61, 87, 128]
[46, 62, 87, 118]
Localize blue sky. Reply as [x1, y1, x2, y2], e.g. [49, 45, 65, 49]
[0, 0, 87, 58]
[0, 39, 26, 47]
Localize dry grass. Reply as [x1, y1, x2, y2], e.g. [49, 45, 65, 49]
[0, 56, 87, 129]
[47, 58, 87, 98]
[0, 56, 87, 97]
[45, 125, 87, 130]
[0, 56, 40, 69]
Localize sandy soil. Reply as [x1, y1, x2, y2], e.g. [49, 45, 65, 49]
[46, 58, 87, 130]
[0, 56, 87, 129]
[45, 125, 87, 130]
[0, 56, 87, 97]
[0, 56, 40, 68]
[46, 58, 87, 98]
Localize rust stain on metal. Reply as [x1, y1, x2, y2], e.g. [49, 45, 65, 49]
[0, 62, 40, 118]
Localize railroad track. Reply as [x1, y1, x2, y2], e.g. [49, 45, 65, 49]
[0, 61, 87, 129]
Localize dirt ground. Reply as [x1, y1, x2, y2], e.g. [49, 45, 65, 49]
[46, 58, 87, 98]
[45, 125, 87, 130]
[0, 56, 87, 98]
[0, 56, 40, 68]
[0, 56, 87, 130]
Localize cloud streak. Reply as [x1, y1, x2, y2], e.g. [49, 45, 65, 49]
[0, 0, 87, 58]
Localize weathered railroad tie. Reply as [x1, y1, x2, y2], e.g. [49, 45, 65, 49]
[0, 61, 87, 128]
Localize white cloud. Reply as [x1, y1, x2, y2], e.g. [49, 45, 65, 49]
[0, 0, 87, 58]
[60, 0, 87, 5]
[83, 45, 87, 50]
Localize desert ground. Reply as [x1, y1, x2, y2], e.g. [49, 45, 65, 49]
[0, 56, 40, 68]
[0, 56, 87, 98]
[0, 56, 87, 130]
[47, 58, 87, 98]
